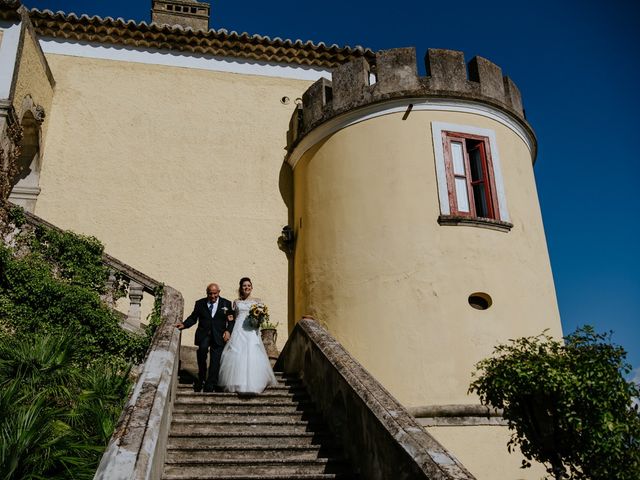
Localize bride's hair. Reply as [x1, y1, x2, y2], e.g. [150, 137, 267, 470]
[238, 277, 252, 298]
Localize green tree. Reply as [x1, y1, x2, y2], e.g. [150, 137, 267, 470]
[469, 326, 640, 480]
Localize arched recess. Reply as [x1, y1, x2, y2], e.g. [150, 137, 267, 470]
[9, 96, 45, 212]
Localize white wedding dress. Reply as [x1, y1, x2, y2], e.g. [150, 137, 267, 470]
[218, 299, 277, 393]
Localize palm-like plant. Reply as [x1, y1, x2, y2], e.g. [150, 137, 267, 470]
[0, 333, 132, 479]
[69, 362, 132, 444]
[0, 380, 71, 479]
[0, 333, 79, 402]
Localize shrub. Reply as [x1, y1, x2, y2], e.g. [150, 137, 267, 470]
[469, 326, 640, 479]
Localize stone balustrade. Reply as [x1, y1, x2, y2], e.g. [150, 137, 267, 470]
[94, 285, 183, 480]
[276, 318, 477, 480]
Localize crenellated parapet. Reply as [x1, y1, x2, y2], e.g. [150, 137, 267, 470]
[287, 47, 530, 151]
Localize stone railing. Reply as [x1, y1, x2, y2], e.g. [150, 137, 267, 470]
[94, 286, 183, 480]
[409, 404, 506, 427]
[7, 207, 185, 479]
[275, 318, 476, 480]
[102, 251, 165, 332]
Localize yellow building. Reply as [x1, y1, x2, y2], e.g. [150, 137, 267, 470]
[0, 1, 560, 478]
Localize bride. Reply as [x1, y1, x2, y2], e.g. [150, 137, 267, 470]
[218, 277, 278, 394]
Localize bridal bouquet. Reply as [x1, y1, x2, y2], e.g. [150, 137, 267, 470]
[248, 303, 269, 328]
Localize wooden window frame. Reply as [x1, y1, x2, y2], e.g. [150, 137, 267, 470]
[442, 131, 500, 220]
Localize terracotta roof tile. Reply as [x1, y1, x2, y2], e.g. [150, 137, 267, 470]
[26, 7, 375, 68]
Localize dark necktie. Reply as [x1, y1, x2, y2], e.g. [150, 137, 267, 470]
[208, 303, 214, 317]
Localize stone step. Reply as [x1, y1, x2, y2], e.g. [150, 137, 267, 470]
[171, 412, 322, 423]
[176, 383, 307, 395]
[175, 375, 299, 387]
[168, 433, 332, 448]
[164, 372, 356, 479]
[177, 378, 304, 390]
[163, 473, 354, 480]
[165, 446, 341, 462]
[177, 380, 303, 390]
[165, 457, 344, 466]
[170, 422, 323, 436]
[272, 378, 303, 385]
[176, 390, 308, 399]
[172, 404, 315, 415]
[162, 460, 350, 477]
[174, 395, 311, 406]
[273, 372, 300, 379]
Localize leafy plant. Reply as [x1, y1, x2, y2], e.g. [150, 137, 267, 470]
[7, 204, 25, 228]
[469, 326, 640, 480]
[0, 208, 159, 478]
[29, 225, 108, 291]
[0, 235, 148, 365]
[261, 320, 279, 330]
[0, 333, 130, 479]
[144, 285, 164, 340]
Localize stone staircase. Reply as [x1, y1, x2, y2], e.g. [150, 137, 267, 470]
[163, 372, 358, 480]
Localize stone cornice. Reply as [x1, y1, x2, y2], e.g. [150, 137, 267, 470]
[24, 7, 375, 69]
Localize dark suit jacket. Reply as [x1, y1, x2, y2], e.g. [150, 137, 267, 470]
[183, 297, 234, 347]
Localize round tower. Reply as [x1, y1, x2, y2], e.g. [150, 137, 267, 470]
[286, 47, 561, 407]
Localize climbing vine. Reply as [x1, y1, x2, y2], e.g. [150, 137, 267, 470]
[0, 206, 160, 477]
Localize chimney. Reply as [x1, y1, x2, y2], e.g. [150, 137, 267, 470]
[151, 0, 210, 31]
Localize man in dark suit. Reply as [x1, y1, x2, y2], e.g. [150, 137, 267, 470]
[175, 283, 234, 392]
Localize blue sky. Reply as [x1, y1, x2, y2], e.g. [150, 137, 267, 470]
[24, 0, 640, 377]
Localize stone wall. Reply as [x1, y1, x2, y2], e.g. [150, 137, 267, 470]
[34, 53, 312, 350]
[0, 3, 54, 211]
[277, 318, 477, 480]
[288, 47, 532, 152]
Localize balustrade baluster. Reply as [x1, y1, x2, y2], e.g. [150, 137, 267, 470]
[102, 269, 117, 307]
[127, 280, 144, 327]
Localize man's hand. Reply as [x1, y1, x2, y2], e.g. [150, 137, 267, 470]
[175, 322, 185, 330]
[223, 331, 230, 342]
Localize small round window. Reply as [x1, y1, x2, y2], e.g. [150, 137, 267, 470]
[468, 292, 492, 310]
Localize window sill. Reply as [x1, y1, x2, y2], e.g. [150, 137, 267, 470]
[438, 215, 513, 232]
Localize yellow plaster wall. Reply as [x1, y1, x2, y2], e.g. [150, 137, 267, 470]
[427, 426, 548, 480]
[293, 110, 562, 407]
[29, 48, 560, 480]
[12, 26, 53, 135]
[36, 54, 310, 348]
